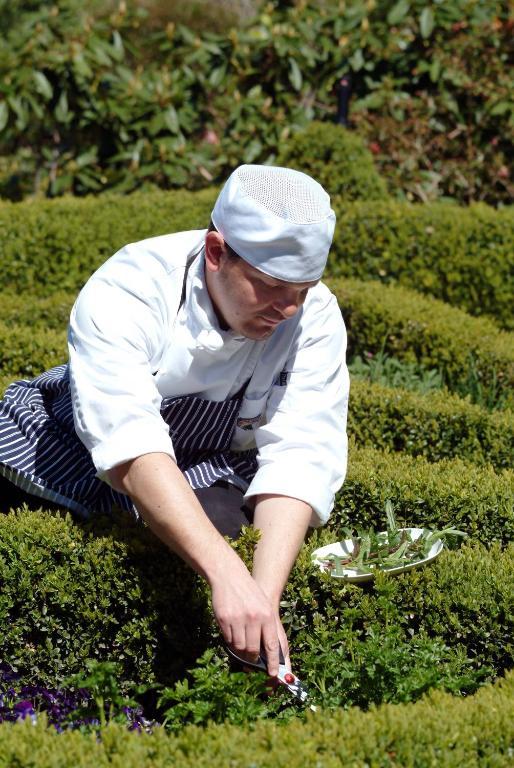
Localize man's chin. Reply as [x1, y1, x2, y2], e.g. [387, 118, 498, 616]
[241, 327, 276, 340]
[239, 322, 279, 340]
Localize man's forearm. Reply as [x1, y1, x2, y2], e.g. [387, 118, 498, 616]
[108, 452, 243, 584]
[251, 494, 312, 607]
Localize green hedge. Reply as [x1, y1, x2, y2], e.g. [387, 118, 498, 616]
[328, 199, 514, 330]
[0, 508, 212, 690]
[292, 539, 514, 686]
[0, 322, 66, 382]
[336, 444, 514, 544]
[4, 299, 513, 470]
[0, 290, 74, 331]
[349, 379, 514, 471]
[1, 444, 512, 689]
[1, 671, 514, 767]
[0, 189, 217, 296]
[327, 278, 514, 409]
[1, 192, 513, 331]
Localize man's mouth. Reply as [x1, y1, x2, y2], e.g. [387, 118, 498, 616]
[259, 315, 282, 325]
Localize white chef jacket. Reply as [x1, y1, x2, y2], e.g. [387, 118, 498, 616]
[67, 230, 349, 526]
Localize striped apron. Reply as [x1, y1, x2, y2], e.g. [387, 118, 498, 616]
[0, 364, 258, 519]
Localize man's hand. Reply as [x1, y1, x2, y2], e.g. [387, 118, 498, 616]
[211, 568, 281, 676]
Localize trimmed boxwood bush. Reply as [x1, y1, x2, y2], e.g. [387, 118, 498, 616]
[326, 277, 514, 409]
[337, 444, 514, 544]
[0, 290, 74, 331]
[1, 442, 512, 690]
[0, 507, 214, 690]
[291, 540, 514, 683]
[0, 671, 513, 767]
[0, 188, 217, 296]
[277, 121, 388, 201]
[328, 199, 514, 330]
[0, 322, 66, 381]
[1, 278, 513, 413]
[349, 379, 514, 471]
[1, 191, 513, 330]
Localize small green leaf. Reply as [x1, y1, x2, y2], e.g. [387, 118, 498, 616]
[163, 106, 179, 133]
[420, 7, 434, 39]
[0, 102, 8, 132]
[55, 91, 69, 123]
[33, 71, 53, 100]
[111, 30, 124, 62]
[430, 57, 441, 82]
[387, 0, 410, 25]
[209, 65, 226, 88]
[288, 58, 303, 92]
[489, 101, 512, 116]
[349, 48, 364, 71]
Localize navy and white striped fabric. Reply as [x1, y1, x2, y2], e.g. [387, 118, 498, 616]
[0, 364, 257, 518]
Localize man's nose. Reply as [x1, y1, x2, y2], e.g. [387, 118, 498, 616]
[272, 295, 302, 318]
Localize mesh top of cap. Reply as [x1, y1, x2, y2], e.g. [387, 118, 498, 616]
[237, 166, 329, 225]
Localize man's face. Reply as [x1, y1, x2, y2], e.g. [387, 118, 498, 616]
[205, 239, 318, 340]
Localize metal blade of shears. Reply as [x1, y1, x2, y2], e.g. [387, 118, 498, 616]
[225, 644, 312, 706]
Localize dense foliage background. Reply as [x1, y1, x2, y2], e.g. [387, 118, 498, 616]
[0, 0, 512, 204]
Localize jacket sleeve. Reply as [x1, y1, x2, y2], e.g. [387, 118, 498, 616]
[244, 287, 349, 527]
[67, 243, 180, 478]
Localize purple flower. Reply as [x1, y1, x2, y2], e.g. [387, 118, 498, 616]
[14, 700, 37, 723]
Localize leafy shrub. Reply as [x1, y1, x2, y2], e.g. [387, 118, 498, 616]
[0, 637, 513, 767]
[326, 278, 514, 407]
[1, 191, 513, 332]
[337, 444, 514, 544]
[0, 672, 506, 767]
[0, 507, 213, 690]
[0, 189, 216, 296]
[349, 379, 514, 470]
[277, 121, 388, 201]
[328, 201, 514, 331]
[290, 541, 514, 683]
[1, 445, 512, 693]
[0, 322, 66, 381]
[350, 14, 514, 206]
[0, 291, 74, 331]
[0, 0, 511, 205]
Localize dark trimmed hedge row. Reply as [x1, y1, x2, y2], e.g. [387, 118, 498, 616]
[0, 507, 211, 690]
[327, 278, 514, 409]
[1, 444, 512, 689]
[1, 671, 513, 767]
[328, 199, 514, 330]
[337, 444, 514, 544]
[349, 379, 514, 471]
[1, 191, 513, 329]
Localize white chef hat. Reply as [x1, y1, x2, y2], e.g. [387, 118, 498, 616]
[211, 164, 336, 283]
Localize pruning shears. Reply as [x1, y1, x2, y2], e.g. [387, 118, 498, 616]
[225, 644, 314, 708]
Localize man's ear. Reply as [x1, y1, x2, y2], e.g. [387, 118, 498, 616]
[205, 230, 226, 273]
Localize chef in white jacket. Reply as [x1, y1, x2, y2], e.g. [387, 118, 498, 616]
[0, 165, 349, 678]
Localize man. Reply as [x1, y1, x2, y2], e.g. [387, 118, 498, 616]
[0, 164, 349, 678]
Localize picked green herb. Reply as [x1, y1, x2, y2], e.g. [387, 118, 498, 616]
[319, 501, 466, 576]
